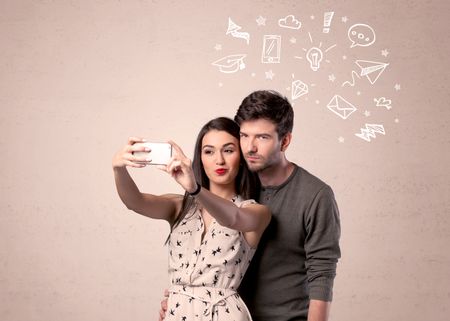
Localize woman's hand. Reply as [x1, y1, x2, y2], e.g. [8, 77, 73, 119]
[112, 137, 151, 169]
[158, 141, 197, 193]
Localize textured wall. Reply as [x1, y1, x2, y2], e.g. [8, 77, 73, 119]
[1, 0, 449, 320]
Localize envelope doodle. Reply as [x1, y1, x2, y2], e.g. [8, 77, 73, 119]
[326, 95, 357, 120]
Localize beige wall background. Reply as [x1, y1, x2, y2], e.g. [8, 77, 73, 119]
[1, 0, 449, 320]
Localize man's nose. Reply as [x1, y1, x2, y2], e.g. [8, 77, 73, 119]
[247, 138, 257, 153]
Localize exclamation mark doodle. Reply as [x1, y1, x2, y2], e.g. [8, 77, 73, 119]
[323, 11, 334, 33]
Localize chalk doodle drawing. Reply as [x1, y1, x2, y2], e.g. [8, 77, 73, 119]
[211, 54, 247, 73]
[262, 35, 282, 63]
[348, 23, 376, 48]
[291, 80, 309, 100]
[278, 15, 302, 30]
[295, 32, 336, 72]
[327, 95, 357, 120]
[226, 18, 250, 44]
[355, 124, 386, 142]
[323, 12, 334, 33]
[211, 13, 401, 144]
[374, 97, 392, 110]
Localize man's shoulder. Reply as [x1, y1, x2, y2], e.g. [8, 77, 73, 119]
[288, 164, 334, 198]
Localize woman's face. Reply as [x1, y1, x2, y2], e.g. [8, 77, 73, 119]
[201, 130, 241, 187]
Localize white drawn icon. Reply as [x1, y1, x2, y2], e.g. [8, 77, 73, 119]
[306, 47, 323, 71]
[262, 35, 281, 63]
[355, 60, 389, 84]
[341, 70, 360, 87]
[323, 12, 334, 33]
[226, 18, 250, 44]
[348, 24, 376, 48]
[374, 97, 392, 110]
[256, 15, 266, 26]
[327, 95, 357, 120]
[278, 15, 301, 29]
[295, 32, 336, 71]
[211, 54, 247, 73]
[291, 80, 309, 100]
[355, 124, 385, 142]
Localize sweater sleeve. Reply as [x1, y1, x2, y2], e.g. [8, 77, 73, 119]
[304, 185, 341, 301]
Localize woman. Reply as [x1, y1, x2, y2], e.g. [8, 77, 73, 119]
[112, 117, 271, 320]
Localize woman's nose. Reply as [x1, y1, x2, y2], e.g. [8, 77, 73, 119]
[215, 153, 225, 165]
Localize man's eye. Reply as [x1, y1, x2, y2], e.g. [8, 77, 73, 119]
[224, 149, 234, 153]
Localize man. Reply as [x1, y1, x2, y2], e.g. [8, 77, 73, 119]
[160, 90, 341, 320]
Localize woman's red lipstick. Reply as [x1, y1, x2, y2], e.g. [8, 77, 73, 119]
[215, 168, 227, 175]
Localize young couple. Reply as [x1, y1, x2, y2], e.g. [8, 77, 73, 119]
[112, 90, 341, 321]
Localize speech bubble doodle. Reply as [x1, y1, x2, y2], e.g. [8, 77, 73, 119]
[348, 23, 376, 48]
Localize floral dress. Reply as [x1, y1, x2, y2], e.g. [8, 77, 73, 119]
[165, 196, 256, 321]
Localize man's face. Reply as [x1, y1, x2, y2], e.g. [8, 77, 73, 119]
[239, 119, 283, 172]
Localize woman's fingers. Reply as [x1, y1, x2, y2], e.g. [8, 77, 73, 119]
[168, 140, 187, 159]
[127, 136, 146, 145]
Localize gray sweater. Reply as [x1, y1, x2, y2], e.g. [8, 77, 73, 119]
[239, 164, 341, 321]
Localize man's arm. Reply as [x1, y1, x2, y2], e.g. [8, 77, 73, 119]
[307, 300, 330, 321]
[304, 185, 341, 320]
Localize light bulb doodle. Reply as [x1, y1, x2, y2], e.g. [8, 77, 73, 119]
[295, 32, 336, 72]
[306, 47, 323, 71]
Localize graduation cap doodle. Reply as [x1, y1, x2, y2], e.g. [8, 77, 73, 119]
[212, 54, 247, 73]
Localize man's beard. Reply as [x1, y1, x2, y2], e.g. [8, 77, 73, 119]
[245, 154, 271, 172]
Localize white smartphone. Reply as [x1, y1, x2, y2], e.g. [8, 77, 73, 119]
[134, 142, 172, 165]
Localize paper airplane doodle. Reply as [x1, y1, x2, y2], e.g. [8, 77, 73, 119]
[291, 80, 309, 100]
[278, 15, 301, 29]
[327, 95, 357, 120]
[355, 60, 389, 84]
[355, 124, 385, 142]
[262, 35, 281, 63]
[374, 97, 392, 110]
[226, 18, 250, 44]
[211, 54, 247, 73]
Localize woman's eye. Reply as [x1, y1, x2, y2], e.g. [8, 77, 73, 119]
[203, 150, 213, 155]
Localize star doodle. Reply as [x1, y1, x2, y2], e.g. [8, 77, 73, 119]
[364, 110, 371, 117]
[338, 136, 345, 143]
[381, 49, 389, 57]
[214, 44, 222, 51]
[290, 37, 297, 44]
[328, 74, 336, 82]
[342, 16, 348, 23]
[394, 83, 401, 91]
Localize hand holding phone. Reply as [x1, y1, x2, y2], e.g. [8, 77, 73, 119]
[133, 142, 172, 165]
